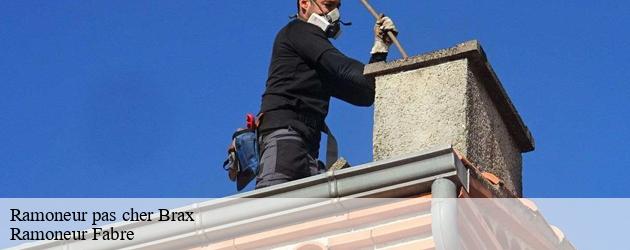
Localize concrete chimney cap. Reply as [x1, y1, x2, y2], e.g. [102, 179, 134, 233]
[365, 40, 535, 153]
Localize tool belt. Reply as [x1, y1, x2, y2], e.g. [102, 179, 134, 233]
[222, 110, 340, 192]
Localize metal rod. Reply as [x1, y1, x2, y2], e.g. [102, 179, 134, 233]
[359, 0, 409, 59]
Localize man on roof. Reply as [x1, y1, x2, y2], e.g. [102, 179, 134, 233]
[256, 0, 398, 189]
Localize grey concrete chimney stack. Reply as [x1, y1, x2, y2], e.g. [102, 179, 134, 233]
[365, 40, 535, 196]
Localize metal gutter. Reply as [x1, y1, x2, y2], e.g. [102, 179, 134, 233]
[11, 145, 468, 250]
[240, 144, 468, 198]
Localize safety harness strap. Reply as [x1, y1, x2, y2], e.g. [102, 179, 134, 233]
[322, 123, 339, 169]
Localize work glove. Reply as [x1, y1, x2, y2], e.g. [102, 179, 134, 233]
[371, 14, 399, 54]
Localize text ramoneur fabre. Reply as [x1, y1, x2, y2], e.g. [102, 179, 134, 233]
[9, 208, 194, 241]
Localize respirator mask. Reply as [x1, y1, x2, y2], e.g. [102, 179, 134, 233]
[305, 1, 351, 39]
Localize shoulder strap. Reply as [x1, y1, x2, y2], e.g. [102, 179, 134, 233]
[322, 122, 339, 169]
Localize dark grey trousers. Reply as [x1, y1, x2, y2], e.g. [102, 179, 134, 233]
[255, 128, 325, 189]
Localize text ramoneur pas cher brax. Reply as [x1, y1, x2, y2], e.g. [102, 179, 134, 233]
[10, 208, 195, 241]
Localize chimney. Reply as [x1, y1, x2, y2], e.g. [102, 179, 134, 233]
[365, 40, 535, 197]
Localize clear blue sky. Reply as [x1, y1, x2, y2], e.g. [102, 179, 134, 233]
[1, 1, 628, 198]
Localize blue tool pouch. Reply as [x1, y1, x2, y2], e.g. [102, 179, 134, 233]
[223, 128, 259, 191]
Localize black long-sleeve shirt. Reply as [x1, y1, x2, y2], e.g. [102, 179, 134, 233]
[259, 19, 386, 150]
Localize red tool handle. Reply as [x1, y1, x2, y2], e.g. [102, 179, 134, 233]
[246, 114, 255, 129]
